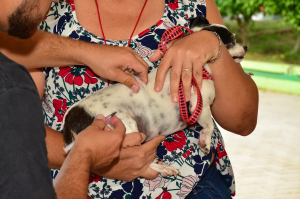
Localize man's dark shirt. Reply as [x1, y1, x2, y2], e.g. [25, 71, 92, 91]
[0, 52, 56, 198]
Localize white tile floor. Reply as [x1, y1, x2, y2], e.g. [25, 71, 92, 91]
[219, 90, 300, 199]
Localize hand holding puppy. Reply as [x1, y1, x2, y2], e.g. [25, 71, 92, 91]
[72, 114, 126, 169]
[82, 45, 149, 93]
[150, 30, 220, 102]
[54, 115, 126, 198]
[93, 134, 165, 181]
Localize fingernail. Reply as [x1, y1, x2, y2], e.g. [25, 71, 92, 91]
[95, 114, 105, 120]
[140, 133, 146, 140]
[185, 96, 189, 101]
[172, 96, 178, 102]
[155, 86, 160, 92]
[131, 85, 139, 93]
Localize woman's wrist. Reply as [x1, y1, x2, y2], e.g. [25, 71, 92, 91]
[206, 31, 222, 63]
[195, 30, 223, 64]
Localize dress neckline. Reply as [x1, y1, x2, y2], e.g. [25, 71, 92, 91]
[70, 1, 169, 45]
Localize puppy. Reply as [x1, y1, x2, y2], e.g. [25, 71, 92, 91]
[62, 16, 247, 176]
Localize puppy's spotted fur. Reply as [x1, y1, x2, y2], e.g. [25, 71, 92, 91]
[62, 16, 247, 176]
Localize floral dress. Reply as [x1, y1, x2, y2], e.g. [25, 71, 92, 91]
[39, 0, 235, 198]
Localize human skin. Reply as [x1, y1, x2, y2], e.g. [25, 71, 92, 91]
[54, 115, 127, 198]
[0, 0, 55, 32]
[0, 0, 146, 198]
[0, 0, 258, 181]
[151, 0, 258, 136]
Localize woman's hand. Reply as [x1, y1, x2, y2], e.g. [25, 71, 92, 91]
[83, 45, 149, 93]
[92, 134, 165, 181]
[150, 30, 219, 102]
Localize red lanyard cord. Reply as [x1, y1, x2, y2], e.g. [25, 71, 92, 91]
[94, 0, 148, 47]
[158, 26, 212, 125]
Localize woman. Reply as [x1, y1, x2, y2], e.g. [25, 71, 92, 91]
[31, 0, 258, 198]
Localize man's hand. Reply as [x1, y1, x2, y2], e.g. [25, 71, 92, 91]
[83, 45, 149, 93]
[0, 30, 149, 93]
[54, 115, 126, 198]
[92, 134, 165, 181]
[73, 114, 126, 169]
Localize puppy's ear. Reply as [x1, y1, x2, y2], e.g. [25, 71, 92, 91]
[189, 16, 210, 29]
[189, 18, 196, 28]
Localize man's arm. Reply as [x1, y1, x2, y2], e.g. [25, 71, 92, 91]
[53, 115, 125, 198]
[0, 30, 149, 92]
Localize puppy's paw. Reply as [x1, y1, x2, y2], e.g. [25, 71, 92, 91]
[199, 143, 211, 155]
[150, 159, 180, 177]
[199, 130, 211, 155]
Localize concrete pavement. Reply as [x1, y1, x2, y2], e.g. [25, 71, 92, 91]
[219, 90, 300, 199]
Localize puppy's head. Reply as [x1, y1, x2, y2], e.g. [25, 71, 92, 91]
[189, 16, 247, 63]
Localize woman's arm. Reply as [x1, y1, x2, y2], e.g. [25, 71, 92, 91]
[205, 0, 258, 135]
[152, 0, 258, 136]
[28, 69, 45, 99]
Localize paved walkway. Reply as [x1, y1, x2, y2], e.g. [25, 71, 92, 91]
[219, 90, 300, 199]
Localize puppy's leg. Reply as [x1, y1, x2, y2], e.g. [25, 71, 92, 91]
[115, 111, 139, 134]
[197, 105, 214, 155]
[119, 111, 181, 177]
[190, 80, 215, 155]
[149, 158, 181, 177]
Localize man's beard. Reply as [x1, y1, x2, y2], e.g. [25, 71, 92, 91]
[7, 0, 43, 39]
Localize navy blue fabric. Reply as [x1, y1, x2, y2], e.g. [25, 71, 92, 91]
[0, 52, 57, 199]
[187, 163, 232, 199]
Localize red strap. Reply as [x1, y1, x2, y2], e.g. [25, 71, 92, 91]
[158, 26, 211, 125]
[158, 26, 194, 54]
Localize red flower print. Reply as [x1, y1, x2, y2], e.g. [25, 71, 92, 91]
[58, 66, 98, 86]
[169, 0, 179, 10]
[216, 141, 227, 159]
[84, 68, 98, 84]
[66, 0, 75, 11]
[89, 173, 103, 183]
[183, 147, 194, 159]
[53, 99, 68, 122]
[156, 189, 172, 199]
[164, 131, 187, 152]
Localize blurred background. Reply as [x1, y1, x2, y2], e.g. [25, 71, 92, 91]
[214, 0, 300, 198]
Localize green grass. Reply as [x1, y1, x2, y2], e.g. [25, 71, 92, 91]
[224, 19, 300, 65]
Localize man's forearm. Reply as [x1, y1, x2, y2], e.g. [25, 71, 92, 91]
[0, 30, 90, 69]
[53, 147, 91, 199]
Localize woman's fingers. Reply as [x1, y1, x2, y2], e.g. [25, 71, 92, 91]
[154, 53, 172, 92]
[181, 59, 193, 101]
[149, 49, 165, 62]
[193, 62, 204, 93]
[169, 56, 182, 103]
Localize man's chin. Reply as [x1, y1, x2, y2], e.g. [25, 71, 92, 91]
[7, 27, 38, 39]
[7, 0, 42, 39]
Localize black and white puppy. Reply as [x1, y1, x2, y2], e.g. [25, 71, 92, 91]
[62, 16, 247, 176]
